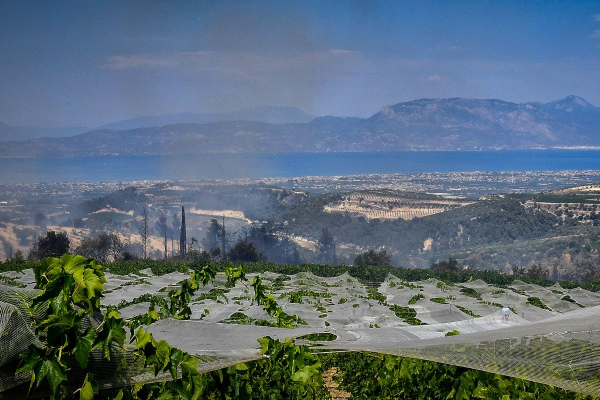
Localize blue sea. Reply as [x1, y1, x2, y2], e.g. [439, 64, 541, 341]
[1, 150, 600, 184]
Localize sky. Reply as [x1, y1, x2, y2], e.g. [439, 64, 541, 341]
[1, 0, 600, 127]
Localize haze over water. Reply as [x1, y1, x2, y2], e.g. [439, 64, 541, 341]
[2, 150, 600, 184]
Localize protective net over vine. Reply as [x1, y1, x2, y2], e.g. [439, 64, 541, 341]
[1, 267, 600, 396]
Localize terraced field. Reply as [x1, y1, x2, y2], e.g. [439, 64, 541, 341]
[324, 192, 474, 220]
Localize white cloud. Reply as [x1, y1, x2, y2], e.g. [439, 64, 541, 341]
[427, 74, 442, 82]
[594, 14, 600, 22]
[328, 49, 360, 56]
[447, 45, 464, 52]
[103, 55, 177, 69]
[103, 49, 364, 81]
[592, 29, 600, 38]
[179, 51, 217, 57]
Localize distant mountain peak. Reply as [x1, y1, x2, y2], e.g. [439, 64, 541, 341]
[226, 106, 315, 124]
[547, 95, 596, 112]
[564, 94, 590, 103]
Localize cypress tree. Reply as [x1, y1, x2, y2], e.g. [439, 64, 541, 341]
[180, 206, 187, 259]
[221, 216, 226, 260]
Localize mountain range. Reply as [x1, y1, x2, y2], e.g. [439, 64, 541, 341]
[0, 96, 598, 157]
[98, 106, 316, 130]
[0, 122, 90, 142]
[0, 106, 315, 142]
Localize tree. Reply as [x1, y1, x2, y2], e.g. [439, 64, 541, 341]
[234, 222, 291, 262]
[574, 258, 599, 282]
[155, 213, 168, 259]
[511, 264, 526, 276]
[228, 240, 263, 262]
[209, 246, 221, 260]
[5, 242, 13, 261]
[137, 207, 150, 259]
[33, 211, 46, 227]
[185, 248, 211, 262]
[171, 212, 181, 257]
[202, 219, 221, 252]
[551, 265, 559, 282]
[527, 264, 548, 281]
[248, 222, 278, 255]
[74, 231, 128, 263]
[317, 227, 336, 264]
[278, 236, 302, 265]
[354, 249, 392, 266]
[289, 245, 301, 265]
[180, 206, 187, 259]
[29, 231, 70, 261]
[429, 258, 459, 272]
[203, 217, 229, 260]
[220, 216, 227, 260]
[13, 249, 24, 262]
[121, 251, 139, 261]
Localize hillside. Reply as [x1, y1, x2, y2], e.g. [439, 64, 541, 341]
[284, 196, 571, 255]
[0, 96, 599, 157]
[0, 122, 89, 142]
[4, 178, 600, 276]
[362, 96, 599, 150]
[100, 106, 316, 130]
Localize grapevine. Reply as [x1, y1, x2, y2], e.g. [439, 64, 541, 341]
[13, 256, 324, 399]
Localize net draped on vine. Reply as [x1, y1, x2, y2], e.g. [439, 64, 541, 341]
[1, 268, 600, 396]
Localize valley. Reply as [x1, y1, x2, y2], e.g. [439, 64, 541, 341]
[2, 171, 600, 282]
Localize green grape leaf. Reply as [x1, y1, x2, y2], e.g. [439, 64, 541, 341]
[155, 339, 172, 369]
[258, 337, 270, 354]
[34, 257, 61, 290]
[472, 381, 490, 398]
[82, 267, 105, 299]
[32, 275, 64, 308]
[134, 327, 154, 350]
[16, 345, 43, 392]
[41, 313, 78, 345]
[94, 311, 126, 359]
[147, 308, 159, 321]
[73, 326, 96, 369]
[235, 362, 249, 371]
[38, 359, 67, 394]
[62, 254, 88, 282]
[79, 374, 98, 400]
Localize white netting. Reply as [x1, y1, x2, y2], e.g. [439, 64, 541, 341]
[1, 269, 600, 396]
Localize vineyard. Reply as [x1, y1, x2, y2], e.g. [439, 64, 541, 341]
[0, 259, 599, 398]
[323, 191, 474, 220]
[528, 201, 600, 224]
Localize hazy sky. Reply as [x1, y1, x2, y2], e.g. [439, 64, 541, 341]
[2, 0, 600, 127]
